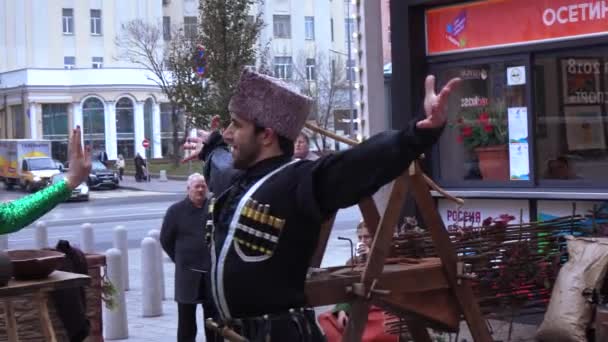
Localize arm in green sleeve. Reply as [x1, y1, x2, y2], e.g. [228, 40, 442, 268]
[0, 180, 72, 235]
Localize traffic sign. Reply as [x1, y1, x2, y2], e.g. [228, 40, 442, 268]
[142, 139, 150, 149]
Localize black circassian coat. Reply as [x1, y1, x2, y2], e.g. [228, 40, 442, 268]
[198, 117, 443, 319]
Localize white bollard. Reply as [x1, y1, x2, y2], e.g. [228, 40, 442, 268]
[103, 248, 128, 340]
[147, 229, 165, 300]
[35, 221, 48, 249]
[80, 223, 95, 253]
[113, 226, 129, 291]
[141, 237, 162, 317]
[0, 235, 8, 250]
[159, 170, 168, 182]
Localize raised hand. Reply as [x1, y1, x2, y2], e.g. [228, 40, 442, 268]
[66, 126, 92, 190]
[182, 115, 222, 163]
[416, 75, 462, 129]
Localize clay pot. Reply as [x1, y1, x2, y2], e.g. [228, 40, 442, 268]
[475, 145, 509, 181]
[0, 250, 13, 286]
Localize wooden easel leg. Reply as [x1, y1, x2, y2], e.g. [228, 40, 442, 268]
[342, 174, 411, 342]
[405, 319, 432, 342]
[4, 300, 19, 342]
[409, 166, 492, 342]
[36, 292, 57, 342]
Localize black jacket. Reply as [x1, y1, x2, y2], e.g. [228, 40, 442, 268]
[160, 197, 211, 303]
[199, 118, 442, 319]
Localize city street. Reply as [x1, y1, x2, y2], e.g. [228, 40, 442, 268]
[0, 185, 360, 266]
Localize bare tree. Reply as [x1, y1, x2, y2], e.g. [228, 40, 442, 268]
[115, 19, 204, 165]
[291, 50, 349, 153]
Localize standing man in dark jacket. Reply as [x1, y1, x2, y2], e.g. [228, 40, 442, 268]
[160, 173, 218, 342]
[185, 69, 460, 341]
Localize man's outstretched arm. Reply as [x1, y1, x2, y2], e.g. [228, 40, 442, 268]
[299, 75, 461, 218]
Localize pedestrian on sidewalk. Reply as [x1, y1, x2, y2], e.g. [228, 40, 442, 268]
[183, 69, 460, 341]
[134, 153, 145, 182]
[160, 173, 218, 342]
[116, 154, 125, 181]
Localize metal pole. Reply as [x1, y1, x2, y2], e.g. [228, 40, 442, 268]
[346, 0, 355, 138]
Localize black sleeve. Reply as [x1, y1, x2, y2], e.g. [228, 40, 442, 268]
[160, 205, 177, 262]
[305, 118, 443, 218]
[198, 131, 239, 195]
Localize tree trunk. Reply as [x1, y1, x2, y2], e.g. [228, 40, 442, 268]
[171, 104, 180, 167]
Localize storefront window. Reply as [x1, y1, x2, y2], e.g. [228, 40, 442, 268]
[435, 61, 529, 185]
[536, 48, 608, 185]
[42, 104, 69, 161]
[116, 97, 135, 158]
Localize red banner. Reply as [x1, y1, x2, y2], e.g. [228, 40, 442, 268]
[426, 0, 608, 55]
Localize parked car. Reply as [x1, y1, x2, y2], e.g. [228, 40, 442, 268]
[51, 173, 89, 201]
[65, 160, 119, 190]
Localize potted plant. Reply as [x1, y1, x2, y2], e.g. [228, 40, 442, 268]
[452, 101, 509, 180]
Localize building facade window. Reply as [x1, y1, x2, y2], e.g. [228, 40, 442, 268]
[330, 18, 334, 42]
[11, 105, 25, 139]
[116, 97, 135, 158]
[160, 103, 185, 158]
[82, 98, 106, 154]
[92, 57, 103, 69]
[42, 104, 69, 162]
[305, 16, 315, 40]
[64, 56, 75, 69]
[163, 16, 171, 41]
[184, 16, 197, 40]
[306, 58, 316, 81]
[90, 9, 102, 35]
[274, 56, 293, 79]
[346, 59, 356, 83]
[62, 8, 74, 34]
[273, 15, 291, 38]
[344, 18, 355, 50]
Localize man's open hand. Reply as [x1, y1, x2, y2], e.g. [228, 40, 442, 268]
[66, 126, 92, 190]
[417, 75, 462, 129]
[182, 115, 222, 163]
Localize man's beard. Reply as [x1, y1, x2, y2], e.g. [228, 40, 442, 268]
[232, 139, 262, 169]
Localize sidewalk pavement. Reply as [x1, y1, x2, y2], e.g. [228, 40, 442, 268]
[107, 247, 207, 342]
[111, 245, 539, 342]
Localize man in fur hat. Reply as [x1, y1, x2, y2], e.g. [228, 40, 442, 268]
[185, 69, 460, 341]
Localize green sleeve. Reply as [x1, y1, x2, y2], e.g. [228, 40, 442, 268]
[0, 180, 71, 235]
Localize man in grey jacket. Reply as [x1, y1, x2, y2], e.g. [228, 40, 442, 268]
[160, 173, 218, 342]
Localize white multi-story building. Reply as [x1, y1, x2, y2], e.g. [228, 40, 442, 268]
[256, 0, 357, 139]
[0, 0, 199, 161]
[0, 0, 356, 161]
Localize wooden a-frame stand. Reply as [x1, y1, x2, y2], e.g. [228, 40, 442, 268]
[304, 127, 492, 342]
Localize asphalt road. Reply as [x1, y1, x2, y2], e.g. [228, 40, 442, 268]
[1, 188, 359, 267]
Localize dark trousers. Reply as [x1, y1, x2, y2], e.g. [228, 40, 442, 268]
[231, 308, 326, 342]
[177, 301, 219, 342]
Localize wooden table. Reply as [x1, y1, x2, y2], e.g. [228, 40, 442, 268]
[0, 271, 91, 342]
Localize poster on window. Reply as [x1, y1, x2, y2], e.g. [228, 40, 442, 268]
[508, 107, 528, 143]
[438, 198, 529, 232]
[537, 200, 608, 234]
[564, 105, 606, 151]
[509, 143, 529, 180]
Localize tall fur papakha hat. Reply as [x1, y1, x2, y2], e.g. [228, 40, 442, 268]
[228, 69, 313, 141]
